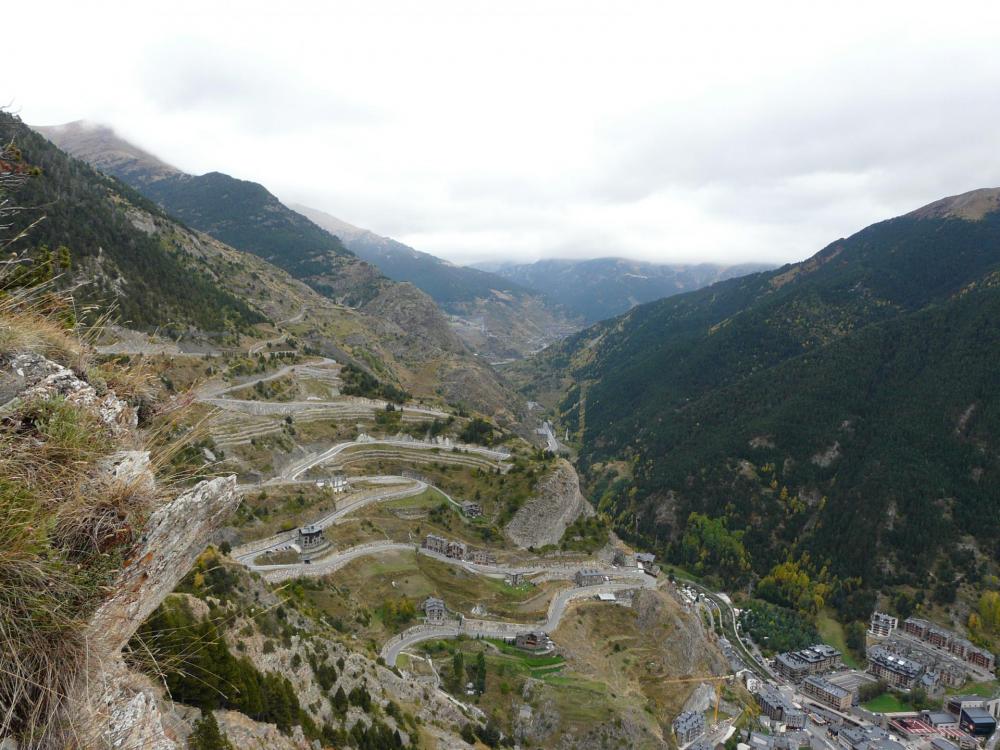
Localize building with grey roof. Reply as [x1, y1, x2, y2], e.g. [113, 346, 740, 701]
[773, 644, 842, 680]
[959, 707, 997, 737]
[867, 645, 923, 688]
[460, 500, 483, 518]
[422, 596, 446, 623]
[574, 569, 607, 587]
[903, 617, 932, 638]
[756, 686, 806, 729]
[838, 725, 891, 750]
[672, 710, 706, 744]
[802, 675, 852, 711]
[869, 611, 898, 638]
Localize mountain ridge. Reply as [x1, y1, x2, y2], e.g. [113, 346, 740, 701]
[4, 113, 264, 334]
[523, 187, 1000, 597]
[487, 256, 774, 324]
[34, 119, 181, 183]
[292, 202, 581, 359]
[34, 120, 391, 308]
[26, 116, 519, 416]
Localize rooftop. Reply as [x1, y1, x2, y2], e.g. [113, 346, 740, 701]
[802, 675, 850, 698]
[922, 711, 956, 724]
[961, 707, 995, 721]
[673, 710, 705, 730]
[869, 647, 923, 677]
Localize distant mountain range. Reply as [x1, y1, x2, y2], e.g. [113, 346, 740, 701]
[36, 120, 776, 360]
[296, 206, 774, 347]
[26, 117, 519, 415]
[291, 205, 535, 308]
[480, 257, 773, 324]
[525, 187, 1000, 598]
[292, 204, 578, 359]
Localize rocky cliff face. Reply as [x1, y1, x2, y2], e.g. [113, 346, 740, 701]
[61, 475, 241, 748]
[1, 345, 241, 748]
[505, 458, 594, 549]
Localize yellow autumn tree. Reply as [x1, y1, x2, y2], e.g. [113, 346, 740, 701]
[978, 591, 1000, 632]
[756, 555, 832, 615]
[968, 612, 982, 633]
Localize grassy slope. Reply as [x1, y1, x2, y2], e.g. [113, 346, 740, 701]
[816, 610, 859, 669]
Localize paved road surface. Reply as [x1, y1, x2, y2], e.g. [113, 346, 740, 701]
[248, 307, 309, 354]
[200, 358, 338, 399]
[281, 437, 510, 482]
[383, 579, 655, 666]
[681, 578, 771, 679]
[538, 421, 568, 454]
[257, 541, 415, 582]
[234, 480, 427, 564]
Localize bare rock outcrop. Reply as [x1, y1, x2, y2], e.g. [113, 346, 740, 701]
[214, 711, 312, 750]
[58, 473, 240, 748]
[85, 474, 240, 656]
[0, 349, 241, 748]
[505, 459, 593, 549]
[2, 353, 137, 433]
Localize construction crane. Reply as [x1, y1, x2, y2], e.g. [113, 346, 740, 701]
[662, 674, 736, 724]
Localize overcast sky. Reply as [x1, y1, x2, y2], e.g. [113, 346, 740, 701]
[7, 1, 1000, 265]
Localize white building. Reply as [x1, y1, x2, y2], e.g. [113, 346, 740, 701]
[869, 611, 898, 637]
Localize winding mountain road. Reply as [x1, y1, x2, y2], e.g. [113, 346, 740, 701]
[278, 437, 510, 483]
[233, 478, 429, 563]
[382, 579, 655, 666]
[248, 306, 309, 354]
[212, 361, 661, 678]
[200, 358, 339, 399]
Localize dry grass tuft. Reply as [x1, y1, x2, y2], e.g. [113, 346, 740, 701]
[0, 287, 87, 371]
[0, 307, 173, 747]
[0, 394, 123, 743]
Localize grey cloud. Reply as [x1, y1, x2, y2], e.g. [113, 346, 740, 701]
[12, 1, 1000, 267]
[139, 40, 384, 136]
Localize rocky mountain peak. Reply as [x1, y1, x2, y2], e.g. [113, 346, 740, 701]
[33, 120, 181, 184]
[907, 186, 1000, 221]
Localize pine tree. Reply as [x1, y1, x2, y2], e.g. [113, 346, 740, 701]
[188, 711, 233, 750]
[332, 685, 349, 714]
[451, 651, 465, 692]
[475, 652, 486, 694]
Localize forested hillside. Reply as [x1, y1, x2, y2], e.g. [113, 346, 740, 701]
[3, 113, 263, 333]
[139, 173, 390, 306]
[536, 190, 1000, 607]
[37, 122, 389, 307]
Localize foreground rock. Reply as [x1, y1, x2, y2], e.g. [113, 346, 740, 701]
[60, 474, 241, 747]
